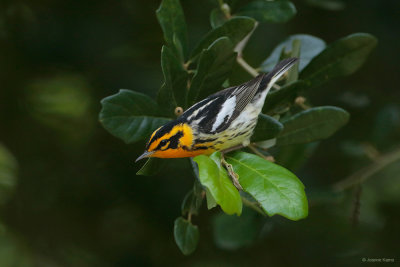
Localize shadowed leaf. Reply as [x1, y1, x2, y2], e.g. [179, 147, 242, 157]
[188, 37, 236, 105]
[300, 33, 377, 87]
[237, 0, 296, 23]
[99, 89, 170, 144]
[174, 217, 199, 255]
[251, 114, 283, 142]
[277, 106, 350, 146]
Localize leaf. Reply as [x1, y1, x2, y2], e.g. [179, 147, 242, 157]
[300, 33, 377, 87]
[260, 34, 326, 73]
[156, 0, 188, 59]
[226, 151, 308, 220]
[277, 106, 350, 146]
[236, 0, 296, 23]
[136, 158, 167, 176]
[99, 89, 170, 144]
[251, 114, 283, 142]
[191, 16, 256, 59]
[193, 152, 242, 215]
[262, 80, 308, 113]
[157, 45, 189, 115]
[0, 144, 17, 205]
[212, 207, 259, 250]
[188, 37, 236, 105]
[305, 0, 345, 11]
[210, 8, 227, 28]
[174, 217, 199, 255]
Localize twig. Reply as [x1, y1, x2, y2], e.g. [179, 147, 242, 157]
[333, 147, 400, 191]
[248, 144, 275, 162]
[237, 56, 259, 77]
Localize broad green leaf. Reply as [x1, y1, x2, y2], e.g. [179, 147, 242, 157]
[156, 0, 188, 59]
[174, 217, 199, 255]
[193, 152, 242, 215]
[136, 158, 167, 176]
[205, 188, 217, 209]
[0, 144, 17, 205]
[213, 207, 259, 250]
[188, 37, 236, 105]
[191, 16, 256, 58]
[251, 114, 283, 142]
[277, 106, 350, 146]
[300, 33, 377, 87]
[236, 0, 296, 23]
[157, 45, 189, 115]
[226, 151, 308, 220]
[210, 8, 227, 28]
[263, 80, 308, 113]
[261, 34, 326, 73]
[99, 89, 170, 144]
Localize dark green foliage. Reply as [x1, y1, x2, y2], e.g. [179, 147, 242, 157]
[96, 0, 377, 256]
[237, 0, 296, 23]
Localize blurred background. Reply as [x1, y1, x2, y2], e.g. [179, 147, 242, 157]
[0, 0, 399, 266]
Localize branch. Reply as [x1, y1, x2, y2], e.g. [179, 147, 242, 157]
[333, 147, 400, 191]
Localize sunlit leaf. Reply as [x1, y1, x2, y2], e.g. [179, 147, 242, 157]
[260, 34, 326, 73]
[193, 152, 242, 215]
[226, 151, 308, 220]
[251, 114, 283, 142]
[188, 37, 236, 105]
[157, 45, 189, 115]
[156, 0, 188, 59]
[263, 80, 308, 113]
[99, 89, 170, 144]
[300, 33, 377, 87]
[236, 0, 296, 23]
[174, 217, 199, 255]
[191, 16, 256, 58]
[277, 106, 350, 146]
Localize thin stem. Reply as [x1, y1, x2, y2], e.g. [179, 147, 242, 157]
[333, 147, 400, 191]
[237, 56, 259, 77]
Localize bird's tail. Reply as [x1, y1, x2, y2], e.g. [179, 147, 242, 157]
[258, 57, 299, 94]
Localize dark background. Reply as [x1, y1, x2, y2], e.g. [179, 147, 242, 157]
[0, 0, 399, 266]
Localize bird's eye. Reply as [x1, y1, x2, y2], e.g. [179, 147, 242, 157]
[160, 139, 168, 147]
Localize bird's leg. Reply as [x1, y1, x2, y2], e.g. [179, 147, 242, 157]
[221, 152, 243, 191]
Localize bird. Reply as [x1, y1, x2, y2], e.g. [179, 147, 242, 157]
[136, 57, 298, 162]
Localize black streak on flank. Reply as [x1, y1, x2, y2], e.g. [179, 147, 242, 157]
[194, 138, 217, 144]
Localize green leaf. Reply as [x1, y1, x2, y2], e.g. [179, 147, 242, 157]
[191, 16, 256, 59]
[226, 151, 308, 220]
[0, 144, 17, 206]
[210, 8, 227, 28]
[174, 217, 199, 255]
[136, 158, 167, 176]
[99, 89, 170, 144]
[251, 114, 283, 142]
[277, 106, 350, 146]
[300, 33, 377, 87]
[213, 207, 259, 250]
[156, 0, 188, 59]
[193, 152, 242, 215]
[260, 34, 326, 73]
[305, 0, 345, 11]
[236, 0, 296, 23]
[188, 37, 236, 105]
[263, 80, 308, 113]
[157, 45, 189, 115]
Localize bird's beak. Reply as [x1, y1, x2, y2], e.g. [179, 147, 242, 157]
[135, 151, 155, 162]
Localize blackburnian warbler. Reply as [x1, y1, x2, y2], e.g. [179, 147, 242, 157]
[136, 58, 298, 162]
